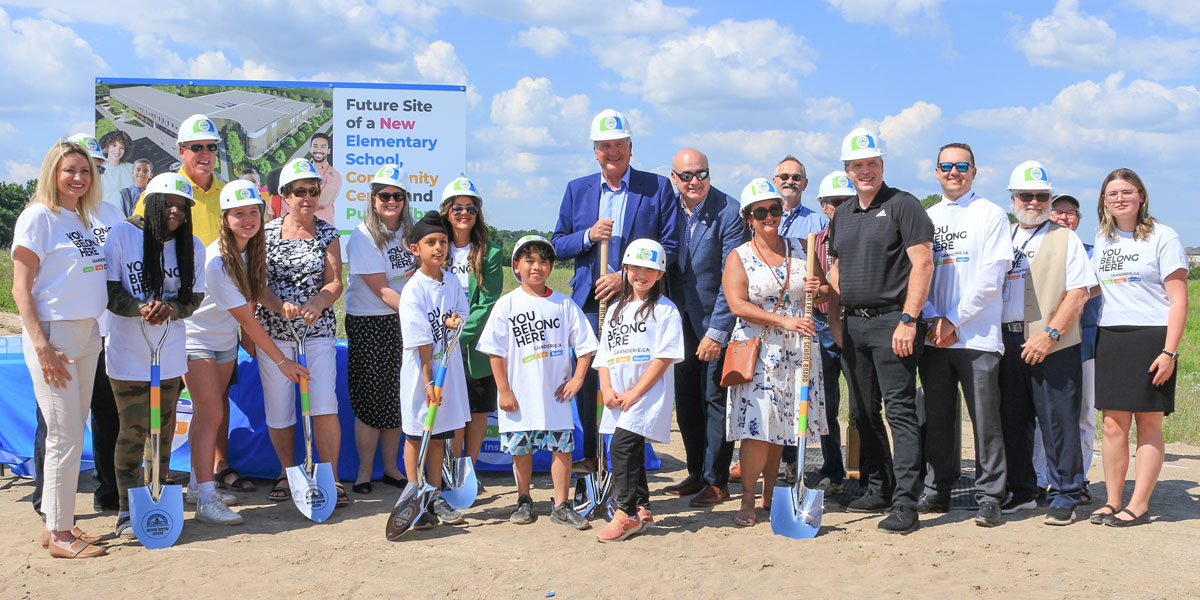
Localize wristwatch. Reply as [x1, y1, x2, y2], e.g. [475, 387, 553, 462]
[1044, 327, 1060, 341]
[1162, 350, 1180, 360]
[899, 313, 915, 324]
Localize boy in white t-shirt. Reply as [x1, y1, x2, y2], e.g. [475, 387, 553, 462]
[398, 211, 469, 529]
[477, 235, 597, 530]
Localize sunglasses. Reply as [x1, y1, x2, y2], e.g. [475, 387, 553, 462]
[289, 186, 321, 198]
[748, 203, 783, 221]
[938, 162, 971, 173]
[820, 197, 848, 207]
[450, 205, 479, 215]
[184, 143, 220, 153]
[376, 191, 406, 203]
[775, 173, 806, 182]
[1015, 192, 1051, 203]
[673, 169, 709, 182]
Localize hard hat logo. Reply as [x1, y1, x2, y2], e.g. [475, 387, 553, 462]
[455, 179, 474, 191]
[601, 117, 621, 131]
[835, 176, 850, 188]
[1025, 167, 1046, 181]
[176, 180, 192, 196]
[636, 248, 658, 261]
[852, 135, 874, 150]
[85, 138, 101, 151]
[754, 180, 772, 194]
[377, 167, 396, 179]
[295, 162, 314, 174]
[235, 188, 254, 200]
[195, 120, 214, 132]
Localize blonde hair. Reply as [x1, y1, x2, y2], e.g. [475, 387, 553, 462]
[1097, 168, 1156, 242]
[30, 141, 101, 229]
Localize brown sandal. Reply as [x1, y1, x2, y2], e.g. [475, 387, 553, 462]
[42, 527, 103, 548]
[49, 538, 106, 559]
[734, 507, 757, 527]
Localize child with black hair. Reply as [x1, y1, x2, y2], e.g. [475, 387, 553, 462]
[102, 173, 206, 538]
[594, 238, 684, 542]
[477, 235, 597, 529]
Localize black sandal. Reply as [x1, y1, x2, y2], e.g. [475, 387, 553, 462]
[1104, 508, 1150, 527]
[268, 476, 290, 502]
[335, 484, 351, 508]
[352, 481, 372, 494]
[214, 467, 257, 492]
[1089, 504, 1117, 525]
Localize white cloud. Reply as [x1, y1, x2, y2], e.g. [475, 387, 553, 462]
[476, 76, 591, 151]
[824, 0, 946, 35]
[187, 51, 288, 81]
[0, 7, 108, 114]
[414, 40, 482, 108]
[1015, 0, 1200, 78]
[1128, 0, 1200, 31]
[512, 26, 571, 58]
[4, 160, 39, 182]
[456, 0, 697, 34]
[0, 121, 16, 140]
[871, 101, 943, 159]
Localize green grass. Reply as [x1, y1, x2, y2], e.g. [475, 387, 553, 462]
[0, 251, 13, 313]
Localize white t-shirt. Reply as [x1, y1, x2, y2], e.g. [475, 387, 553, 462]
[1093, 224, 1188, 327]
[10, 204, 108, 321]
[476, 287, 599, 433]
[90, 202, 125, 337]
[185, 241, 251, 352]
[345, 222, 417, 316]
[593, 297, 684, 443]
[103, 220, 206, 381]
[448, 243, 473, 298]
[1001, 222, 1096, 323]
[398, 269, 471, 437]
[923, 193, 1011, 353]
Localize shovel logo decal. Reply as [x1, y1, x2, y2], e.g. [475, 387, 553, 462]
[306, 486, 328, 510]
[141, 510, 174, 538]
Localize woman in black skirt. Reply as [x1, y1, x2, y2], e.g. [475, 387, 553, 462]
[1090, 168, 1189, 527]
[344, 165, 417, 494]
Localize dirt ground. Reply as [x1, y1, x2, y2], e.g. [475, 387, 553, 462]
[2, 425, 1198, 599]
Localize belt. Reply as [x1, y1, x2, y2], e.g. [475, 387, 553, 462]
[847, 303, 903, 318]
[1003, 322, 1024, 333]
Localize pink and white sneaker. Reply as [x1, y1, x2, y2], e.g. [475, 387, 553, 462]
[596, 510, 642, 543]
[636, 506, 653, 532]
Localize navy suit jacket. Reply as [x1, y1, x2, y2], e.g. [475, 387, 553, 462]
[552, 167, 679, 309]
[667, 186, 749, 342]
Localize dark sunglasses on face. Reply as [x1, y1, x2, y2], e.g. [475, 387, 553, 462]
[749, 203, 783, 221]
[673, 169, 709, 182]
[185, 143, 220, 153]
[938, 162, 971, 173]
[775, 173, 806, 182]
[376, 191, 406, 203]
[450, 204, 479, 215]
[289, 186, 321, 198]
[1015, 192, 1051, 203]
[821, 197, 848, 207]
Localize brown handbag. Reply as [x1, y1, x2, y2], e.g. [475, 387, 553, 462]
[720, 243, 791, 387]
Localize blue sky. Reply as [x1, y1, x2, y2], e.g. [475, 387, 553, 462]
[2, 0, 1199, 243]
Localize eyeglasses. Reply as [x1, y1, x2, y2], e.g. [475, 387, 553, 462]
[289, 186, 321, 198]
[937, 162, 971, 173]
[1015, 192, 1051, 203]
[820, 197, 848, 207]
[1050, 208, 1079, 218]
[673, 169, 709, 182]
[1104, 189, 1139, 201]
[775, 173, 806, 182]
[748, 204, 783, 221]
[376, 191, 406, 203]
[450, 205, 479, 215]
[184, 143, 219, 153]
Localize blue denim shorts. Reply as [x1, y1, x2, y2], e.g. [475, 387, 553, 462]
[186, 346, 239, 365]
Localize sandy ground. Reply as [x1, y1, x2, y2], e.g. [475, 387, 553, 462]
[0, 313, 21, 336]
[2, 425, 1199, 600]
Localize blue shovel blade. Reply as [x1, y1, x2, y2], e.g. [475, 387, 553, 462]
[441, 457, 478, 510]
[286, 461, 336, 523]
[128, 484, 184, 549]
[770, 485, 824, 539]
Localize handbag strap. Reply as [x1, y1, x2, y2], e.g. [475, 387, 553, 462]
[750, 238, 791, 339]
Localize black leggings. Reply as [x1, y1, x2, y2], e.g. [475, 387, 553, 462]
[610, 428, 649, 515]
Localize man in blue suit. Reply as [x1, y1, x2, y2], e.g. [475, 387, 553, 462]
[663, 148, 748, 506]
[552, 108, 679, 470]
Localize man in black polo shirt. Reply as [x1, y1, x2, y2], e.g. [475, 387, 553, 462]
[827, 127, 934, 534]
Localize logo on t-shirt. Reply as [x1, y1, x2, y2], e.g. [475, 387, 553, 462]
[92, 224, 114, 245]
[932, 225, 969, 259]
[1098, 247, 1139, 273]
[66, 230, 101, 259]
[386, 245, 417, 274]
[126, 259, 182, 298]
[509, 310, 561, 347]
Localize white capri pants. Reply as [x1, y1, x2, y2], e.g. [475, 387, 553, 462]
[23, 319, 101, 532]
[257, 336, 338, 429]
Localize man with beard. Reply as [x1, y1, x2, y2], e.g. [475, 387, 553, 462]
[997, 161, 1096, 526]
[309, 132, 341, 223]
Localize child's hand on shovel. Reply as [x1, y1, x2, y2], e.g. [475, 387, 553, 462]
[426, 381, 441, 407]
[278, 358, 310, 383]
[444, 314, 462, 330]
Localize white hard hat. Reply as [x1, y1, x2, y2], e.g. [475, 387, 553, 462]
[440, 177, 482, 208]
[818, 170, 856, 200]
[370, 164, 408, 192]
[279, 158, 321, 190]
[1008, 160, 1053, 192]
[510, 234, 555, 281]
[145, 172, 195, 205]
[839, 127, 886, 161]
[622, 238, 666, 272]
[220, 179, 264, 211]
[739, 178, 782, 213]
[177, 114, 221, 145]
[589, 109, 631, 142]
[67, 133, 104, 161]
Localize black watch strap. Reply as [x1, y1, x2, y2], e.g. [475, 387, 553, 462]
[1162, 349, 1179, 360]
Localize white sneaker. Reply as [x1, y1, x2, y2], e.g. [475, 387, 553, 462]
[195, 499, 245, 526]
[186, 488, 238, 506]
[816, 477, 844, 494]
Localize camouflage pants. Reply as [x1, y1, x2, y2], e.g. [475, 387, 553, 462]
[110, 377, 181, 511]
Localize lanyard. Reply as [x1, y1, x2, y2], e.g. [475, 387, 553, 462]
[781, 206, 801, 235]
[1009, 221, 1048, 275]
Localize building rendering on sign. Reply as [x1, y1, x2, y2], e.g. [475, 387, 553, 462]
[109, 86, 321, 159]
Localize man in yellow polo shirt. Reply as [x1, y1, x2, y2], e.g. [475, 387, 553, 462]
[136, 113, 225, 244]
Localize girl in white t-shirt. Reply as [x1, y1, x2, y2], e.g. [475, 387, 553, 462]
[181, 180, 308, 526]
[593, 239, 684, 542]
[102, 173, 206, 539]
[344, 165, 415, 494]
[12, 140, 109, 559]
[1090, 168, 1189, 527]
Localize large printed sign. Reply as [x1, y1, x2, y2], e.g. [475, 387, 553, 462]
[94, 78, 465, 249]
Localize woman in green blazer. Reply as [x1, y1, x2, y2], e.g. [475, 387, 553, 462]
[440, 177, 503, 475]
